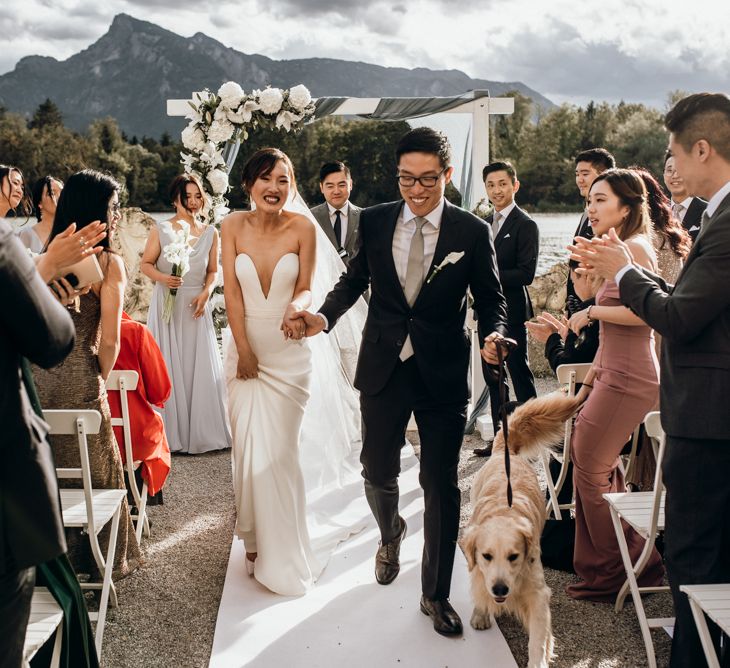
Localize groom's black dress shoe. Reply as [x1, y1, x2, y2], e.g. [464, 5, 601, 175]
[375, 516, 407, 585]
[420, 596, 463, 636]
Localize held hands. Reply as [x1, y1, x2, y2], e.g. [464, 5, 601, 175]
[189, 290, 210, 319]
[289, 310, 326, 338]
[281, 303, 307, 340]
[568, 228, 635, 281]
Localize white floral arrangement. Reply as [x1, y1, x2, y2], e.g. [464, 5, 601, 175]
[160, 220, 193, 323]
[180, 81, 315, 227]
[180, 81, 315, 335]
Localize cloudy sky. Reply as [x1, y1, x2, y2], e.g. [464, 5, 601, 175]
[2, 0, 729, 107]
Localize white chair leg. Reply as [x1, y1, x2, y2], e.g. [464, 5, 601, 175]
[94, 506, 121, 657]
[135, 479, 149, 543]
[615, 529, 657, 610]
[542, 450, 562, 519]
[50, 619, 64, 668]
[87, 520, 118, 608]
[609, 506, 657, 668]
[687, 597, 722, 668]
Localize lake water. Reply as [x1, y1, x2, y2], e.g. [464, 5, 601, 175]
[6, 210, 578, 276]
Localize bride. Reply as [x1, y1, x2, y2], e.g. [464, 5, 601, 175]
[221, 148, 364, 596]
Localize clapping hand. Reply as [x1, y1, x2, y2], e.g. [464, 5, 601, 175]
[568, 308, 591, 335]
[568, 228, 635, 281]
[525, 312, 569, 343]
[37, 221, 107, 282]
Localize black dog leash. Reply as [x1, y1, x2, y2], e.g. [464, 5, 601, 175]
[486, 337, 518, 508]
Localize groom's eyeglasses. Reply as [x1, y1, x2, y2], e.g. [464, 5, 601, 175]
[396, 170, 446, 188]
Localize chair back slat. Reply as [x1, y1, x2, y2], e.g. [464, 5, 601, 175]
[105, 370, 139, 391]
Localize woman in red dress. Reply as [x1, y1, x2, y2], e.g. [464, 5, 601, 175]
[107, 312, 172, 498]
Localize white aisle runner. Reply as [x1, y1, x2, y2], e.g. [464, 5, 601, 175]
[210, 446, 517, 668]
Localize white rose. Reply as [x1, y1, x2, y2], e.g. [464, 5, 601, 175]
[218, 81, 245, 109]
[258, 87, 284, 115]
[288, 84, 312, 111]
[181, 124, 206, 151]
[207, 119, 235, 143]
[207, 168, 229, 195]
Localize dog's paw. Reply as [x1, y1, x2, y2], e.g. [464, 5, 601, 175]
[470, 608, 491, 630]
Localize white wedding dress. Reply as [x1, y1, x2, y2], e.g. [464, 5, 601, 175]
[224, 194, 367, 596]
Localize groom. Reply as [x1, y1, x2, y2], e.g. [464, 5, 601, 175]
[295, 127, 507, 636]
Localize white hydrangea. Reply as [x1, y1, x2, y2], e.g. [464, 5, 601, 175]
[258, 87, 284, 115]
[200, 142, 225, 167]
[275, 109, 301, 132]
[207, 168, 229, 195]
[218, 81, 245, 109]
[288, 84, 312, 111]
[207, 119, 235, 143]
[181, 124, 206, 151]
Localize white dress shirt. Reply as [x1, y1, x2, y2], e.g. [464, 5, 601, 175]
[670, 196, 694, 223]
[327, 201, 350, 246]
[392, 199, 444, 289]
[617, 180, 730, 284]
[491, 200, 516, 237]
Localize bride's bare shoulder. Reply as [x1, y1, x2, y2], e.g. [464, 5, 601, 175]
[285, 210, 315, 230]
[221, 210, 251, 232]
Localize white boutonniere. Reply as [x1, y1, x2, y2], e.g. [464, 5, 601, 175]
[426, 251, 465, 284]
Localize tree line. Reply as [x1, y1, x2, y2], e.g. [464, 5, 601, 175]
[0, 93, 681, 214]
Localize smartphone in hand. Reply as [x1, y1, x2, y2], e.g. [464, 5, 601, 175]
[62, 255, 104, 289]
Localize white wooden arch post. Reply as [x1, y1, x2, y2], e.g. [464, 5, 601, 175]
[167, 92, 514, 423]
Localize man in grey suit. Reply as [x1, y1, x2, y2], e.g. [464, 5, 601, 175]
[310, 161, 361, 264]
[570, 93, 730, 668]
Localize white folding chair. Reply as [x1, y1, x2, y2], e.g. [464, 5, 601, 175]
[23, 587, 64, 668]
[542, 363, 592, 519]
[680, 584, 730, 668]
[604, 410, 672, 668]
[46, 409, 127, 656]
[106, 370, 149, 543]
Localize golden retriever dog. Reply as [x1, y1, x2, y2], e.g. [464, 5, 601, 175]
[461, 392, 582, 668]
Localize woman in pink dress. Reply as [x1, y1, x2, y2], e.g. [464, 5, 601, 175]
[566, 168, 664, 601]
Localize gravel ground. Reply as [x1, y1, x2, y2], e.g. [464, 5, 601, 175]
[100, 376, 672, 667]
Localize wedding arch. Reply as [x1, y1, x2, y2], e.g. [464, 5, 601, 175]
[166, 84, 515, 416]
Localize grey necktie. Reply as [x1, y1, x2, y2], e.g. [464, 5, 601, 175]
[403, 216, 427, 306]
[491, 211, 502, 238]
[399, 216, 427, 361]
[672, 202, 684, 221]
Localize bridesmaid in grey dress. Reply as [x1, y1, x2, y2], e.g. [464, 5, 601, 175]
[17, 176, 63, 253]
[140, 174, 231, 454]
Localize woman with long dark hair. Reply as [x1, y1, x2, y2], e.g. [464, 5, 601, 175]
[140, 172, 230, 454]
[32, 169, 142, 580]
[565, 168, 664, 600]
[18, 176, 63, 253]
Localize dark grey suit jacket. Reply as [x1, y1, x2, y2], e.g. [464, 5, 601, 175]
[0, 221, 73, 574]
[619, 190, 730, 439]
[310, 201, 361, 263]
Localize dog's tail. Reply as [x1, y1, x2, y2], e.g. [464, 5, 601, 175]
[490, 391, 583, 459]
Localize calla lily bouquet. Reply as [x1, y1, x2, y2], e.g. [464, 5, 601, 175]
[160, 220, 193, 323]
[426, 251, 465, 284]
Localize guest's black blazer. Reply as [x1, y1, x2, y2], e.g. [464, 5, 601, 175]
[487, 205, 539, 324]
[682, 197, 707, 242]
[620, 191, 730, 439]
[0, 222, 73, 575]
[319, 199, 508, 401]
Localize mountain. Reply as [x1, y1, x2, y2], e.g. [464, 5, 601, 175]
[0, 14, 554, 138]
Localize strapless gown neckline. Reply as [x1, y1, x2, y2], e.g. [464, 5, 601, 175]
[236, 252, 297, 301]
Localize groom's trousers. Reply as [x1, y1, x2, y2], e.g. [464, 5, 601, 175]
[360, 357, 467, 601]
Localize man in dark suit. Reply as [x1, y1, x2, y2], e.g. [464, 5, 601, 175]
[663, 150, 707, 242]
[566, 148, 615, 312]
[481, 161, 539, 436]
[570, 93, 730, 668]
[310, 161, 362, 264]
[0, 221, 75, 664]
[295, 127, 507, 636]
